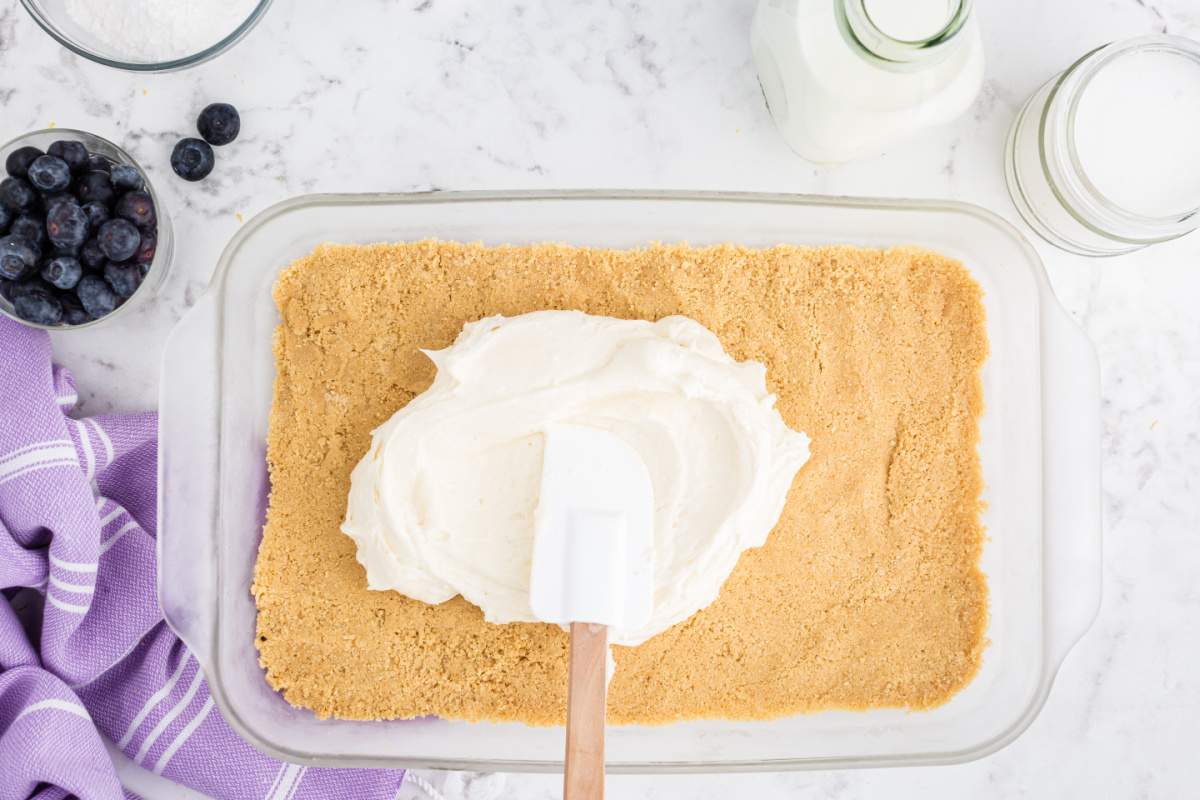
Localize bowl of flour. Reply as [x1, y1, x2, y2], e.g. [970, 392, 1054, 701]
[19, 0, 272, 71]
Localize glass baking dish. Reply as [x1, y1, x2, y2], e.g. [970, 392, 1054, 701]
[157, 190, 1101, 772]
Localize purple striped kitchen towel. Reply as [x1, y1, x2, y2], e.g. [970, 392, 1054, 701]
[0, 317, 406, 799]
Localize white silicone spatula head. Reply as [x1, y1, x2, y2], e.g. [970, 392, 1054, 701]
[529, 424, 655, 800]
[530, 424, 655, 631]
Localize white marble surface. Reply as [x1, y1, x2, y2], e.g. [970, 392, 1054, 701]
[3, 0, 1199, 797]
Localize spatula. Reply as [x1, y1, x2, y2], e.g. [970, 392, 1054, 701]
[530, 425, 655, 800]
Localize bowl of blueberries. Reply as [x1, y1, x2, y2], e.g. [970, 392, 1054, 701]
[0, 129, 171, 329]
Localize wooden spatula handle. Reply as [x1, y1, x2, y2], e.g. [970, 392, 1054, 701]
[565, 622, 607, 800]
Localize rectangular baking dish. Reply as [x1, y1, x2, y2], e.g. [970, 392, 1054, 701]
[158, 190, 1101, 772]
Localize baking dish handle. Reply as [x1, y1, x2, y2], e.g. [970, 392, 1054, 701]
[1041, 304, 1103, 673]
[157, 293, 220, 668]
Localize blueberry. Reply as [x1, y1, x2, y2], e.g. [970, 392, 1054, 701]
[110, 164, 144, 191]
[197, 103, 241, 146]
[27, 155, 73, 193]
[46, 202, 89, 251]
[5, 146, 43, 179]
[103, 261, 141, 298]
[97, 218, 141, 262]
[10, 214, 46, 248]
[0, 235, 40, 280]
[41, 256, 83, 290]
[81, 201, 110, 231]
[12, 284, 63, 326]
[47, 140, 90, 173]
[59, 292, 91, 325]
[0, 204, 11, 234]
[79, 238, 106, 270]
[45, 193, 79, 214]
[74, 171, 115, 207]
[87, 153, 112, 173]
[114, 190, 156, 228]
[76, 274, 118, 318]
[0, 178, 37, 212]
[171, 138, 215, 181]
[134, 229, 157, 265]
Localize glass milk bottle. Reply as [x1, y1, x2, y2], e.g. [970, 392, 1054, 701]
[752, 0, 985, 163]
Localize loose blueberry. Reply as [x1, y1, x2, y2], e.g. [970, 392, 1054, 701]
[0, 178, 37, 212]
[27, 155, 73, 193]
[114, 190, 155, 229]
[10, 215, 46, 248]
[41, 256, 83, 290]
[12, 284, 63, 326]
[171, 138, 215, 181]
[197, 103, 241, 146]
[82, 201, 110, 231]
[97, 218, 140, 262]
[76, 274, 118, 318]
[79, 238, 105, 270]
[0, 235, 40, 280]
[5, 146, 43, 179]
[110, 164, 143, 191]
[48, 141, 90, 174]
[46, 202, 89, 251]
[74, 171, 116, 207]
[134, 229, 156, 265]
[103, 261, 141, 298]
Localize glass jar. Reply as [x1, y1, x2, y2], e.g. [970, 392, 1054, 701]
[1005, 35, 1200, 256]
[751, 0, 985, 163]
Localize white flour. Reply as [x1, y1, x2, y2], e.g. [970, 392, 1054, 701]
[65, 0, 258, 62]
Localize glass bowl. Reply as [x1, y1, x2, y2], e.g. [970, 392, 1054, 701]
[0, 129, 174, 331]
[18, 0, 273, 72]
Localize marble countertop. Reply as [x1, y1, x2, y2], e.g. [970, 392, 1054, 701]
[3, 0, 1198, 797]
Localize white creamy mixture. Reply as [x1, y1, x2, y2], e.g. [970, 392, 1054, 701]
[65, 0, 258, 62]
[343, 311, 810, 646]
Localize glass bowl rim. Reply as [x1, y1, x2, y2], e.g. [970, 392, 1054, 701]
[17, 0, 275, 73]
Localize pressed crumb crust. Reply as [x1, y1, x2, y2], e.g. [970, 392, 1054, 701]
[252, 241, 989, 724]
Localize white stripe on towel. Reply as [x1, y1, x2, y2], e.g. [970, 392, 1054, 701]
[0, 444, 79, 482]
[100, 505, 126, 527]
[285, 767, 308, 800]
[118, 652, 194, 749]
[152, 697, 214, 775]
[0, 458, 79, 486]
[49, 554, 98, 573]
[0, 439, 72, 466]
[14, 699, 92, 724]
[49, 575, 94, 594]
[99, 520, 140, 555]
[88, 418, 114, 465]
[264, 764, 288, 800]
[135, 667, 205, 765]
[73, 419, 94, 480]
[46, 593, 90, 614]
[267, 764, 305, 800]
